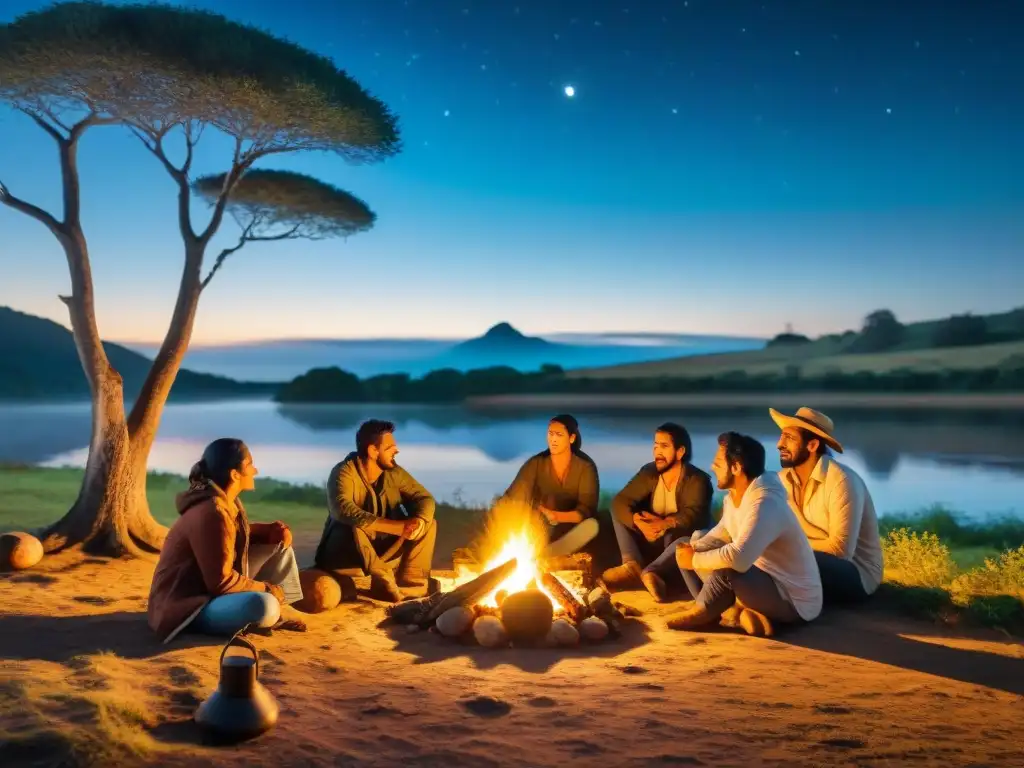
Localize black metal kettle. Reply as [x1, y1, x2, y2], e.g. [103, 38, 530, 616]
[194, 630, 279, 743]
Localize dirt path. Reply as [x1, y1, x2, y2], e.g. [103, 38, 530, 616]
[2, 554, 1022, 767]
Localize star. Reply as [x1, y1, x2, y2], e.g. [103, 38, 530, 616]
[443, 109, 450, 117]
[564, 85, 576, 98]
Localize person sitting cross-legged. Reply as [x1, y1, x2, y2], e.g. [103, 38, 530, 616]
[501, 414, 601, 558]
[314, 419, 437, 603]
[771, 407, 884, 605]
[601, 422, 714, 601]
[148, 438, 306, 643]
[667, 432, 822, 636]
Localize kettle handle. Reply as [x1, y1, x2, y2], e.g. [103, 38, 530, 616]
[220, 628, 259, 677]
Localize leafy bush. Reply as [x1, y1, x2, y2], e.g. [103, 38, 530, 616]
[948, 547, 1024, 628]
[881, 528, 957, 588]
[880, 506, 1024, 552]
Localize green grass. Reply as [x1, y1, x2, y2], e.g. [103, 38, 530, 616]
[2, 465, 1022, 633]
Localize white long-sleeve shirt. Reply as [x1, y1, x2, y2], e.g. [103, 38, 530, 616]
[779, 457, 884, 595]
[691, 473, 823, 621]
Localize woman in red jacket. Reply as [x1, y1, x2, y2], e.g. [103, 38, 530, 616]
[148, 438, 305, 643]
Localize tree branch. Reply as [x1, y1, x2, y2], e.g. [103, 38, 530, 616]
[200, 223, 300, 290]
[21, 109, 66, 143]
[0, 179, 65, 237]
[198, 137, 248, 246]
[131, 124, 197, 242]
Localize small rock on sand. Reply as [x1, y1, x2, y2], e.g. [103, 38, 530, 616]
[436, 606, 474, 637]
[0, 532, 44, 571]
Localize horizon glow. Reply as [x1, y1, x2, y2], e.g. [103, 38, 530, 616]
[1, 0, 1022, 345]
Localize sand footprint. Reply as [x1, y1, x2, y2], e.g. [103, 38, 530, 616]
[459, 695, 512, 718]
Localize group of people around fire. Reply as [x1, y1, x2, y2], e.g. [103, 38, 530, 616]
[147, 406, 883, 642]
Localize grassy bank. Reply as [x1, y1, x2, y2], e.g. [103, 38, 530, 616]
[2, 465, 1022, 633]
[466, 392, 1024, 411]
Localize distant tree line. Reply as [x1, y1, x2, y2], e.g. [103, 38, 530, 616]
[768, 307, 1024, 353]
[276, 360, 1024, 403]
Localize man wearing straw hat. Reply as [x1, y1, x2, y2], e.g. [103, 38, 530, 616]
[770, 407, 883, 603]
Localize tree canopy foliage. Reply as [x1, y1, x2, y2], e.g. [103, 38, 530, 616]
[194, 170, 376, 241]
[849, 309, 905, 353]
[193, 170, 377, 286]
[0, 1, 400, 160]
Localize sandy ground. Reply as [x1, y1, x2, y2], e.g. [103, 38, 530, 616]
[467, 392, 1024, 411]
[2, 547, 1023, 768]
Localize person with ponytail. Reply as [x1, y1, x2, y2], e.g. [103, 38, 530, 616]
[148, 438, 306, 642]
[500, 414, 601, 557]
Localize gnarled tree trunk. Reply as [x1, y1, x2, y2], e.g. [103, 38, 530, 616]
[34, 220, 166, 558]
[25, 132, 205, 560]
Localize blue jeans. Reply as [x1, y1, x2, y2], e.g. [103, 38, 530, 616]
[815, 551, 870, 604]
[191, 542, 303, 636]
[681, 566, 800, 623]
[193, 591, 281, 635]
[610, 513, 686, 574]
[641, 533, 728, 576]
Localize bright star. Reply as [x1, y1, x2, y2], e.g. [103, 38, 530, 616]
[564, 85, 575, 97]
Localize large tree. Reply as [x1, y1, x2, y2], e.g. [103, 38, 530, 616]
[0, 2, 398, 558]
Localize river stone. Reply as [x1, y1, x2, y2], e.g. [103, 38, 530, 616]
[436, 606, 474, 637]
[294, 568, 342, 613]
[0, 532, 44, 571]
[500, 589, 553, 644]
[473, 615, 508, 647]
[579, 616, 609, 642]
[548, 618, 580, 647]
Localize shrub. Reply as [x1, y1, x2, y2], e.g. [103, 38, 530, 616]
[881, 528, 956, 588]
[948, 546, 1024, 628]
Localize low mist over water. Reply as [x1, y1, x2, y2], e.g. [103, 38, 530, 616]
[122, 332, 766, 382]
[3, 399, 1023, 520]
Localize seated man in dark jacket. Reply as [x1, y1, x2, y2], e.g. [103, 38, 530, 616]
[602, 422, 714, 601]
[314, 419, 437, 603]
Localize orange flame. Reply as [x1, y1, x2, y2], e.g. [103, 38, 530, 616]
[449, 499, 560, 608]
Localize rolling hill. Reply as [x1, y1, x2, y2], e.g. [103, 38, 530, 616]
[130, 323, 766, 380]
[571, 308, 1024, 380]
[0, 306, 277, 401]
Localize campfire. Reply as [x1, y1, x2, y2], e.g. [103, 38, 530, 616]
[386, 503, 628, 648]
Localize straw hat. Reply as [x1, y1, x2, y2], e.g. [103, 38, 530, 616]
[769, 407, 844, 453]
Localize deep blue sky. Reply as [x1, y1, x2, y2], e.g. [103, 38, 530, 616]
[1, 0, 1022, 343]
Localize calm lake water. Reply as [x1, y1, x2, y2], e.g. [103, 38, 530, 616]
[2, 400, 1024, 521]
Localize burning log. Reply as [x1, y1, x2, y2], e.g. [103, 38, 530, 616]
[385, 590, 448, 625]
[539, 570, 589, 624]
[541, 552, 594, 590]
[421, 558, 519, 627]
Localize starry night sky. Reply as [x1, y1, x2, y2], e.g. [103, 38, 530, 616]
[1, 0, 1022, 343]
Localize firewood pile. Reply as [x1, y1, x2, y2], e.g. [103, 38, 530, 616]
[385, 552, 636, 649]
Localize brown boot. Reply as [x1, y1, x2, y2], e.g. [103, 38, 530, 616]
[739, 608, 775, 637]
[641, 572, 668, 602]
[370, 572, 405, 603]
[396, 567, 427, 589]
[601, 562, 643, 591]
[665, 604, 718, 631]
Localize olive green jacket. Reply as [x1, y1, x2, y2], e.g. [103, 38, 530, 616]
[325, 452, 436, 531]
[502, 450, 600, 518]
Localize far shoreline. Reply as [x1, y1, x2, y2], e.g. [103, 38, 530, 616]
[465, 392, 1024, 411]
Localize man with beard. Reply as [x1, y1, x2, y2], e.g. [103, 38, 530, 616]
[601, 423, 713, 601]
[314, 419, 437, 603]
[771, 407, 883, 604]
[667, 432, 822, 636]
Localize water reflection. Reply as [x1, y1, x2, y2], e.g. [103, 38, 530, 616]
[3, 400, 1023, 519]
